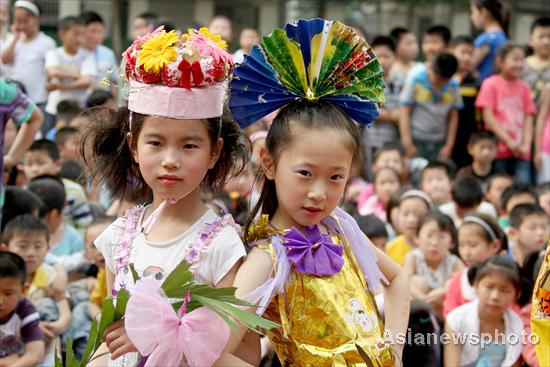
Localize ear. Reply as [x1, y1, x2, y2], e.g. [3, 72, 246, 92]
[259, 146, 275, 180]
[22, 282, 29, 294]
[508, 227, 518, 242]
[466, 143, 474, 155]
[54, 159, 62, 175]
[209, 138, 223, 169]
[0, 243, 8, 251]
[126, 132, 138, 163]
[489, 239, 501, 255]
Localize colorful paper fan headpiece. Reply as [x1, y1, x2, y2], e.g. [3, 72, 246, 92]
[122, 27, 233, 119]
[229, 18, 385, 128]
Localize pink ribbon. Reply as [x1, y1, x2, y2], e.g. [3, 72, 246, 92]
[125, 277, 230, 366]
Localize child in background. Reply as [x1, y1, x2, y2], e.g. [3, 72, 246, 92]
[440, 176, 497, 227]
[534, 84, 550, 183]
[420, 160, 454, 206]
[444, 213, 504, 317]
[509, 204, 549, 266]
[406, 25, 452, 82]
[0, 251, 44, 367]
[389, 27, 419, 82]
[400, 53, 462, 161]
[457, 130, 498, 187]
[451, 35, 480, 169]
[470, 0, 509, 81]
[85, 89, 115, 110]
[404, 211, 463, 315]
[2, 215, 71, 366]
[45, 16, 96, 118]
[27, 178, 85, 273]
[232, 28, 260, 64]
[66, 217, 113, 359]
[485, 173, 513, 216]
[0, 0, 11, 78]
[386, 190, 433, 266]
[358, 166, 401, 221]
[536, 182, 550, 218]
[45, 100, 82, 140]
[444, 256, 523, 367]
[1, 1, 56, 126]
[523, 17, 550, 107]
[475, 44, 537, 184]
[356, 214, 389, 251]
[499, 183, 539, 231]
[23, 139, 92, 231]
[364, 36, 401, 180]
[54, 126, 80, 162]
[1, 187, 42, 232]
[131, 11, 157, 40]
[79, 11, 117, 90]
[0, 78, 43, 224]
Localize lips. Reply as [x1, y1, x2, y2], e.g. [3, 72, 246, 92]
[303, 206, 322, 215]
[158, 175, 182, 185]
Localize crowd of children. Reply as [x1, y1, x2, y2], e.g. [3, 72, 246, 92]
[0, 0, 549, 366]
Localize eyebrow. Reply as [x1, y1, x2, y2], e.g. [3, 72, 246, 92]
[143, 133, 205, 142]
[292, 162, 347, 171]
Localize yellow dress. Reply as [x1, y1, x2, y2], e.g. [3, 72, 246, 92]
[531, 240, 550, 366]
[385, 234, 411, 267]
[251, 216, 394, 367]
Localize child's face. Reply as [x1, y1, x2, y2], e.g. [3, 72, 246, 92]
[416, 219, 453, 264]
[396, 33, 419, 61]
[0, 277, 24, 321]
[84, 21, 105, 49]
[60, 25, 84, 52]
[7, 231, 49, 275]
[13, 8, 37, 35]
[529, 26, 550, 59]
[453, 43, 474, 72]
[374, 150, 404, 176]
[209, 17, 232, 43]
[476, 272, 517, 315]
[23, 150, 61, 180]
[132, 17, 150, 40]
[130, 117, 221, 203]
[59, 134, 79, 162]
[511, 214, 550, 253]
[0, 3, 8, 28]
[470, 4, 485, 29]
[421, 168, 451, 204]
[485, 177, 513, 213]
[422, 34, 447, 63]
[458, 223, 499, 267]
[505, 194, 537, 215]
[373, 45, 395, 73]
[499, 48, 525, 79]
[239, 29, 260, 52]
[370, 236, 387, 251]
[539, 191, 550, 218]
[262, 125, 353, 229]
[374, 169, 400, 205]
[397, 197, 430, 238]
[85, 224, 108, 267]
[467, 138, 497, 166]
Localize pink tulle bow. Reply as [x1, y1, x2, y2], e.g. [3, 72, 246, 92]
[125, 277, 230, 367]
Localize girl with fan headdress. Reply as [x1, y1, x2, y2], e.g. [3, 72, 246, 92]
[222, 19, 410, 366]
[80, 27, 256, 366]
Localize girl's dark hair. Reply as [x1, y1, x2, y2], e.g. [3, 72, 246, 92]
[79, 106, 248, 201]
[467, 255, 522, 296]
[517, 250, 544, 306]
[473, 0, 510, 35]
[245, 100, 363, 241]
[496, 43, 524, 62]
[459, 212, 508, 253]
[385, 187, 409, 227]
[416, 210, 457, 246]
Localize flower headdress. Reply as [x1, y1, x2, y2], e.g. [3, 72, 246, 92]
[122, 26, 234, 119]
[229, 18, 385, 128]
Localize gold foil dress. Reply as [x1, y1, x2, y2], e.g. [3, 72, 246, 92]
[250, 215, 394, 366]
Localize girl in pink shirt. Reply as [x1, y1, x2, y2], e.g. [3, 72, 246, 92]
[475, 44, 537, 183]
[443, 213, 504, 317]
[534, 83, 550, 184]
[358, 166, 401, 221]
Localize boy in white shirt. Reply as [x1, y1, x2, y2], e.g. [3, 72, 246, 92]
[45, 16, 96, 119]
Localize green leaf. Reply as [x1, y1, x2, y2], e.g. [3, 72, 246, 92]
[129, 263, 140, 283]
[65, 337, 80, 367]
[80, 317, 99, 365]
[161, 260, 193, 295]
[95, 297, 115, 350]
[114, 288, 130, 321]
[54, 343, 64, 367]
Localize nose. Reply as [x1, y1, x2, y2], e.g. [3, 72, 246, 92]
[161, 150, 181, 169]
[307, 181, 327, 202]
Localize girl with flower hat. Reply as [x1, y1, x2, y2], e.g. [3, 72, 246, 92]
[81, 27, 253, 366]
[221, 19, 410, 366]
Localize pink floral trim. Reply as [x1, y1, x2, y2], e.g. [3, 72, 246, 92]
[185, 214, 241, 273]
[114, 205, 145, 274]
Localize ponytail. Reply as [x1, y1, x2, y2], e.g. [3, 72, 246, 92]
[473, 0, 509, 36]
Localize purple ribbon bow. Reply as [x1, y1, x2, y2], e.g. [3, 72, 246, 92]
[282, 225, 344, 276]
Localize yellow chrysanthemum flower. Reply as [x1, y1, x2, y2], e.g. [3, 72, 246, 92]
[138, 30, 179, 73]
[183, 27, 228, 49]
